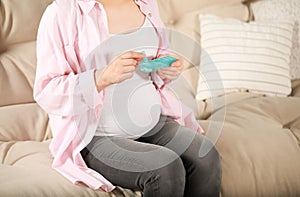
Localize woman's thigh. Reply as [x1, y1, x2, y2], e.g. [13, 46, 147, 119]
[137, 115, 217, 159]
[137, 116, 222, 196]
[81, 136, 185, 192]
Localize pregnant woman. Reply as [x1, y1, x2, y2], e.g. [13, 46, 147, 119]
[34, 0, 221, 196]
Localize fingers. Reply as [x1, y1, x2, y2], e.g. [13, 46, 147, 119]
[122, 65, 136, 73]
[171, 60, 183, 69]
[159, 67, 179, 76]
[157, 68, 179, 80]
[121, 59, 138, 67]
[120, 51, 145, 60]
[156, 54, 184, 82]
[169, 56, 183, 72]
[118, 59, 137, 76]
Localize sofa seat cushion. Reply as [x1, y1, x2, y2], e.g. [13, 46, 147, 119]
[200, 94, 300, 197]
[0, 103, 51, 141]
[0, 140, 142, 197]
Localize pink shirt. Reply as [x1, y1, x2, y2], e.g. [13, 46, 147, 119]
[34, 0, 203, 192]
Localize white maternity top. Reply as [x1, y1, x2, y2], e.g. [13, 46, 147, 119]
[95, 17, 162, 139]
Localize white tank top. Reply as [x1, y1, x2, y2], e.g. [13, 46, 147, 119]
[95, 17, 161, 139]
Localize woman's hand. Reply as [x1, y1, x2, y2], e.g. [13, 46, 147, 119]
[156, 54, 184, 84]
[94, 51, 145, 92]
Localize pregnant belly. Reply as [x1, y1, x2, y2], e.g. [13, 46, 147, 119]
[98, 79, 161, 138]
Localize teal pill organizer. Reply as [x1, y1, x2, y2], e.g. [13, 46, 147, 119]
[140, 53, 177, 73]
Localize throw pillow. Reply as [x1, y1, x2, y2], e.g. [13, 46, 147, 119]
[252, 0, 300, 79]
[196, 14, 294, 100]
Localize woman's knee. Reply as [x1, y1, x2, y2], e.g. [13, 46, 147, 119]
[192, 137, 222, 191]
[144, 150, 186, 197]
[183, 138, 221, 197]
[185, 133, 221, 166]
[200, 138, 221, 169]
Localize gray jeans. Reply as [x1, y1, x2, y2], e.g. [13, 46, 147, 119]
[81, 115, 221, 197]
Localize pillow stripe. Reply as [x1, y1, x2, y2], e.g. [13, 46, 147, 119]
[201, 52, 288, 63]
[196, 15, 294, 100]
[199, 78, 291, 87]
[204, 45, 290, 56]
[202, 30, 293, 39]
[201, 22, 294, 34]
[198, 78, 291, 96]
[202, 37, 292, 49]
[200, 70, 290, 79]
[200, 61, 290, 72]
[197, 87, 289, 96]
[252, 0, 300, 79]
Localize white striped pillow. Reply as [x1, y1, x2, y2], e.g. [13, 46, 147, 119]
[196, 14, 294, 100]
[252, 0, 300, 80]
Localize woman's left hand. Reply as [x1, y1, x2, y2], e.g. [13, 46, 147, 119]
[156, 54, 184, 84]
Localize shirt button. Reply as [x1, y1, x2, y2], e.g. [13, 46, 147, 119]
[148, 13, 152, 17]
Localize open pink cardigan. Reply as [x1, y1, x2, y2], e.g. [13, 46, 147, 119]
[34, 0, 203, 192]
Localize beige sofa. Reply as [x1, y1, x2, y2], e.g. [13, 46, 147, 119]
[1, 0, 300, 196]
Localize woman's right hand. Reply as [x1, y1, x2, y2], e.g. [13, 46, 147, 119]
[94, 51, 145, 92]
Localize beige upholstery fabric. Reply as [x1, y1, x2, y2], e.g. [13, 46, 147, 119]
[0, 0, 52, 106]
[292, 80, 300, 97]
[0, 140, 142, 197]
[157, 0, 247, 25]
[0, 103, 51, 141]
[0, 0, 52, 46]
[1, 0, 300, 196]
[176, 70, 300, 196]
[201, 94, 300, 196]
[0, 42, 37, 106]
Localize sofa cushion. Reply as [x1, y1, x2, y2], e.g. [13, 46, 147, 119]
[0, 0, 53, 106]
[0, 0, 52, 48]
[0, 103, 51, 141]
[201, 95, 300, 196]
[0, 140, 142, 197]
[157, 0, 247, 26]
[0, 42, 38, 106]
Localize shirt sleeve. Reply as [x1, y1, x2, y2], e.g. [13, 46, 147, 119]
[33, 4, 104, 117]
